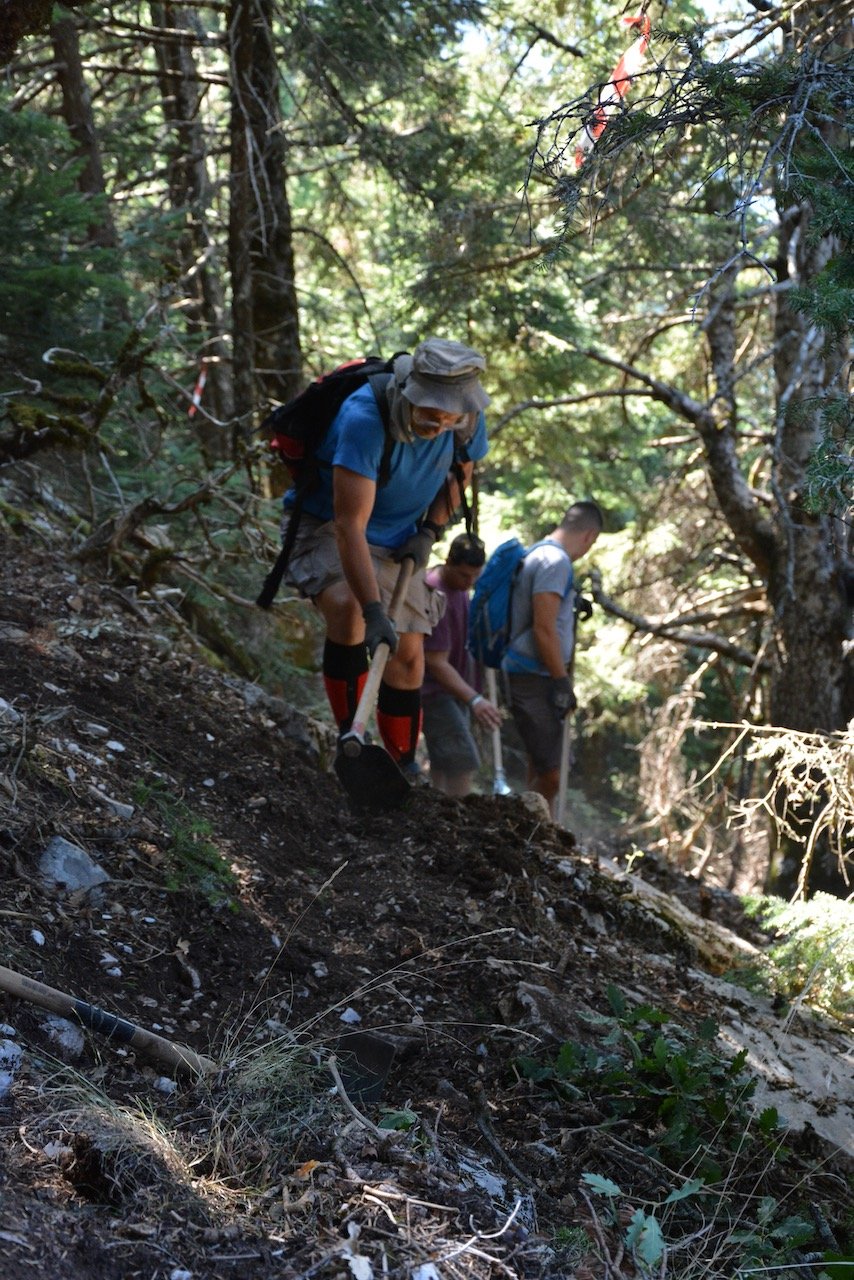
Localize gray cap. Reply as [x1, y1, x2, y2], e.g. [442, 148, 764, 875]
[397, 338, 490, 414]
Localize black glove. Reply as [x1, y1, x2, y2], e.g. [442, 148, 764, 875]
[549, 675, 577, 720]
[362, 601, 398, 656]
[392, 526, 437, 573]
[575, 594, 593, 622]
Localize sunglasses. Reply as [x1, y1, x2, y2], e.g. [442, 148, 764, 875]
[410, 407, 466, 430]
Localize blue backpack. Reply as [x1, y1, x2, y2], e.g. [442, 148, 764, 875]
[468, 538, 531, 670]
[469, 537, 574, 670]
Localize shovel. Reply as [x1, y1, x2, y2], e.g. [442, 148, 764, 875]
[556, 713, 572, 826]
[335, 558, 415, 809]
[485, 668, 511, 795]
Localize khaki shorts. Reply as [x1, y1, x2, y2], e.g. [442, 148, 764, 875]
[280, 511, 445, 635]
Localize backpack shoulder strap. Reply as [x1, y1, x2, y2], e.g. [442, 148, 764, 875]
[368, 370, 396, 487]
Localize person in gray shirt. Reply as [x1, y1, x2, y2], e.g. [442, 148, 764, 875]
[502, 501, 603, 816]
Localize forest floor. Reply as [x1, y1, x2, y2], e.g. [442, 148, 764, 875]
[1, 520, 852, 1280]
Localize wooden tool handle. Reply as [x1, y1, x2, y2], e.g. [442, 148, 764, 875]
[0, 964, 216, 1078]
[485, 668, 504, 769]
[347, 558, 415, 744]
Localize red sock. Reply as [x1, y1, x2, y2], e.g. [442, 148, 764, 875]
[376, 683, 422, 765]
[322, 640, 368, 732]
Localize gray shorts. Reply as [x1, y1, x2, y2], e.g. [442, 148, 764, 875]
[280, 511, 445, 634]
[506, 673, 568, 774]
[422, 692, 481, 774]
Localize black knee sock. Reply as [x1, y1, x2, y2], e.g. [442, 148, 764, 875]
[376, 683, 422, 765]
[322, 640, 368, 731]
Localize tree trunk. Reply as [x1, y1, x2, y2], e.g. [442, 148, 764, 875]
[50, 13, 120, 252]
[150, 1, 233, 454]
[227, 0, 302, 457]
[695, 174, 852, 897]
[767, 195, 852, 734]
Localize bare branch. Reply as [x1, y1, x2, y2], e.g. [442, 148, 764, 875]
[490, 387, 654, 436]
[589, 569, 771, 670]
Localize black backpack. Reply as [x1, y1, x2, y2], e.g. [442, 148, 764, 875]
[256, 356, 400, 608]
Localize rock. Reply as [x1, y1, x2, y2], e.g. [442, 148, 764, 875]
[0, 697, 21, 726]
[509, 981, 581, 1043]
[87, 784, 134, 820]
[0, 1037, 23, 1098]
[229, 678, 336, 760]
[80, 722, 110, 738]
[694, 970, 854, 1157]
[39, 836, 110, 894]
[43, 1014, 85, 1060]
[519, 791, 551, 821]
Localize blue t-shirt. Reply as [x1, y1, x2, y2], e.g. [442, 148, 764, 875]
[285, 384, 488, 548]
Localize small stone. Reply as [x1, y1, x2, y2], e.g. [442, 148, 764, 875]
[81, 722, 110, 738]
[0, 698, 21, 726]
[87, 784, 134, 820]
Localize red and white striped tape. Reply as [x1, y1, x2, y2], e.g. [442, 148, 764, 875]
[575, 14, 651, 170]
[188, 363, 207, 417]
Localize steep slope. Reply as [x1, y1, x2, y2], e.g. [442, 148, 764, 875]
[0, 527, 851, 1280]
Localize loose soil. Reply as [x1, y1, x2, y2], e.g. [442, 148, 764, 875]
[0, 531, 850, 1280]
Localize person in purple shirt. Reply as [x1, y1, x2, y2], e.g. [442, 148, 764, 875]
[422, 533, 502, 796]
[281, 338, 490, 779]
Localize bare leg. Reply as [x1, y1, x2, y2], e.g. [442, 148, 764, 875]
[528, 764, 560, 817]
[431, 769, 475, 798]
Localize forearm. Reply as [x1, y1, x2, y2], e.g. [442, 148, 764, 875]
[425, 461, 473, 529]
[426, 653, 478, 704]
[532, 622, 567, 679]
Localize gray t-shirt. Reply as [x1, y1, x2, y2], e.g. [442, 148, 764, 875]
[503, 539, 575, 676]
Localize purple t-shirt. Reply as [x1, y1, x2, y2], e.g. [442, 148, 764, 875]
[422, 567, 479, 701]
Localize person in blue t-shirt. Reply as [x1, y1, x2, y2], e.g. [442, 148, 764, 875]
[503, 501, 603, 815]
[281, 338, 490, 779]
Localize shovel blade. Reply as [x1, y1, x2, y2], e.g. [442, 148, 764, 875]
[334, 742, 412, 810]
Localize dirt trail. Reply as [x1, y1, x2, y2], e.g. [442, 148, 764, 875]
[0, 532, 850, 1280]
